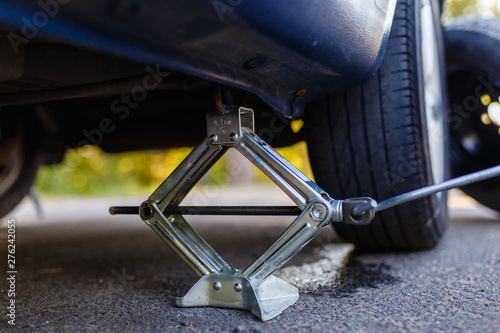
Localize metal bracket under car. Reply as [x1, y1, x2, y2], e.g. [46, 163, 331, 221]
[110, 107, 500, 321]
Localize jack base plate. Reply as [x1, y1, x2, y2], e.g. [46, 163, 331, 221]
[176, 274, 299, 321]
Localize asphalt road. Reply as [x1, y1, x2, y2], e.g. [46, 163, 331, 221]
[0, 187, 499, 332]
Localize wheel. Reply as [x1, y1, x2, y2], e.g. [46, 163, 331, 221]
[445, 18, 500, 212]
[304, 0, 449, 250]
[0, 111, 43, 218]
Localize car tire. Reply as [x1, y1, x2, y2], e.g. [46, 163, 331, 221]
[445, 18, 500, 213]
[0, 112, 43, 218]
[304, 0, 449, 250]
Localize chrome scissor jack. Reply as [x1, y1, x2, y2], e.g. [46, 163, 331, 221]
[110, 107, 373, 320]
[110, 106, 500, 320]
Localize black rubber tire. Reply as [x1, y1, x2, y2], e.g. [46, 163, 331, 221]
[304, 0, 449, 250]
[445, 18, 500, 212]
[0, 112, 43, 218]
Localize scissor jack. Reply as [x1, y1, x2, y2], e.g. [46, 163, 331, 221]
[110, 106, 500, 321]
[110, 107, 374, 320]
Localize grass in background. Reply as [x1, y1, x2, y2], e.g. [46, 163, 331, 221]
[35, 141, 313, 196]
[36, 146, 190, 196]
[442, 0, 500, 24]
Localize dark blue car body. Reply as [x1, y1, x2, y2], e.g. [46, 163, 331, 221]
[0, 0, 397, 116]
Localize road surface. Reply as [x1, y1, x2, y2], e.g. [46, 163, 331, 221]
[1, 187, 499, 332]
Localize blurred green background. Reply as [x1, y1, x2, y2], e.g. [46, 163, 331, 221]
[34, 0, 500, 197]
[35, 123, 313, 196]
[442, 0, 500, 24]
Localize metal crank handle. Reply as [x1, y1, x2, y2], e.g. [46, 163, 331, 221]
[352, 164, 500, 216]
